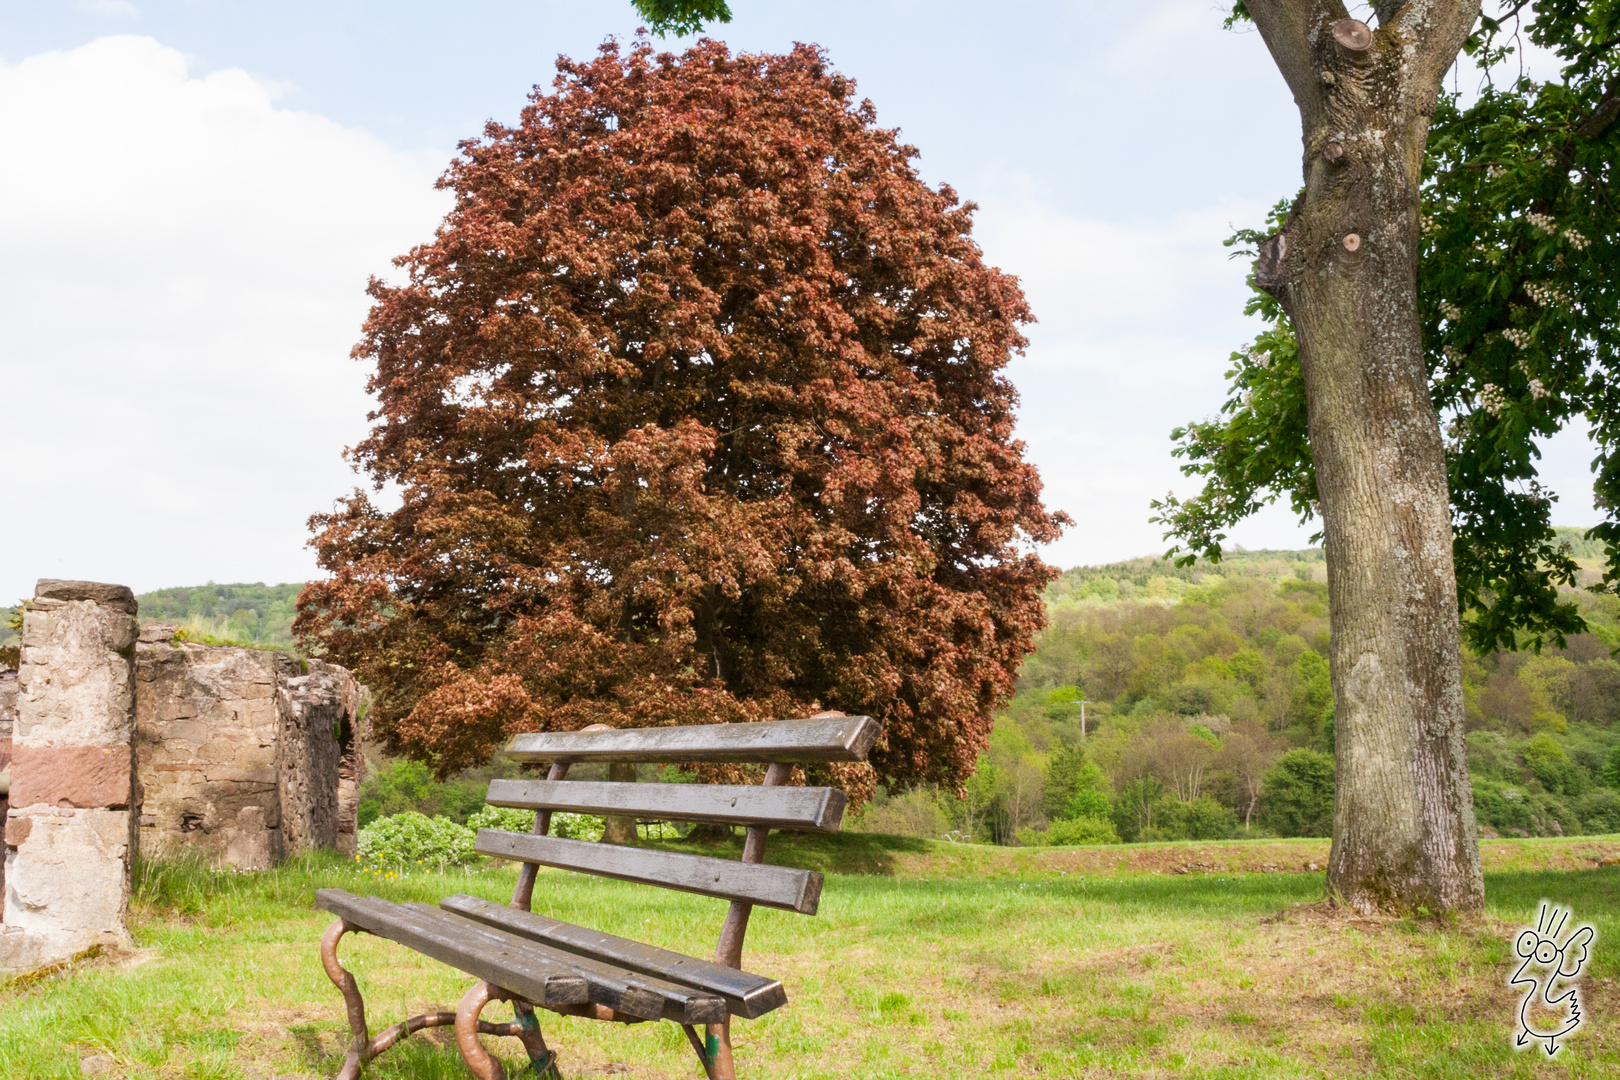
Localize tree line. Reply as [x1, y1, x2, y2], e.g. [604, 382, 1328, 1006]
[855, 542, 1620, 845]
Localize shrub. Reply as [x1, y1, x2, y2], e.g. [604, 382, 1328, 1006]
[550, 812, 605, 842]
[1575, 788, 1620, 834]
[1148, 796, 1237, 841]
[357, 812, 476, 869]
[1017, 817, 1120, 846]
[854, 788, 952, 839]
[357, 759, 490, 827]
[1521, 732, 1587, 796]
[467, 805, 534, 833]
[1258, 749, 1335, 837]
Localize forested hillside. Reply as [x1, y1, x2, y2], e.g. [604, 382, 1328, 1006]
[10, 542, 1618, 846]
[0, 584, 303, 650]
[856, 532, 1620, 844]
[133, 582, 303, 647]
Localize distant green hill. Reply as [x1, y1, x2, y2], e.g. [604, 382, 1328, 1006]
[0, 526, 1605, 654]
[133, 582, 304, 647]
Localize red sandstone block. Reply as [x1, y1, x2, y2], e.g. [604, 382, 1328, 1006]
[9, 745, 132, 809]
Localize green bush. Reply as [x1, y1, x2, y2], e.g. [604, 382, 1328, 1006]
[1148, 796, 1237, 841]
[1575, 788, 1620, 834]
[467, 805, 535, 833]
[1521, 733, 1588, 797]
[1259, 749, 1335, 837]
[357, 812, 476, 869]
[1473, 777, 1535, 835]
[357, 759, 490, 827]
[1017, 817, 1120, 846]
[550, 812, 605, 841]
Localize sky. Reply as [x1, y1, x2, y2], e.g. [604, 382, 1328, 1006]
[0, 0, 1602, 600]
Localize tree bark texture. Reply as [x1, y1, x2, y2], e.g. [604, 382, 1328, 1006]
[601, 761, 639, 845]
[1246, 0, 1484, 912]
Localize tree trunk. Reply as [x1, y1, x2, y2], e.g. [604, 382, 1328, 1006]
[600, 761, 639, 844]
[1246, 1, 1484, 913]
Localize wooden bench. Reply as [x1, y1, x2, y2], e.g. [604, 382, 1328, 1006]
[315, 714, 879, 1080]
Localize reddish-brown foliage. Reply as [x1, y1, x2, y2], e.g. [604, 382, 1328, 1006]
[296, 38, 1064, 792]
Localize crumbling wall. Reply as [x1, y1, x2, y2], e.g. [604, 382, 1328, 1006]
[134, 633, 364, 868]
[0, 667, 17, 913]
[1, 580, 139, 971]
[277, 658, 364, 858]
[135, 630, 286, 869]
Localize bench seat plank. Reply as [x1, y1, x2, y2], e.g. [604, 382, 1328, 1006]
[317, 890, 726, 1024]
[316, 889, 588, 1008]
[504, 716, 879, 765]
[474, 830, 824, 915]
[397, 903, 727, 1025]
[485, 779, 847, 832]
[441, 894, 789, 1019]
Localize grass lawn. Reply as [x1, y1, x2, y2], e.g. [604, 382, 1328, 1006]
[1, 834, 1616, 1079]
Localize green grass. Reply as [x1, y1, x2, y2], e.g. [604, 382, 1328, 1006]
[0, 835, 1616, 1078]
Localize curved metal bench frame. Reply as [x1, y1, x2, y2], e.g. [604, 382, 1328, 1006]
[317, 715, 877, 1080]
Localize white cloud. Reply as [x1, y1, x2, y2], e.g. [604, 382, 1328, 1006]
[77, 0, 140, 19]
[0, 36, 451, 599]
[970, 190, 1318, 568]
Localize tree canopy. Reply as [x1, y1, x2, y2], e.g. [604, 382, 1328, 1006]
[295, 39, 1064, 789]
[1158, 2, 1620, 655]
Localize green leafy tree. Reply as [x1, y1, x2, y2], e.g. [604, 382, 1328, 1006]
[1259, 748, 1336, 838]
[1152, 0, 1620, 913]
[632, 0, 731, 37]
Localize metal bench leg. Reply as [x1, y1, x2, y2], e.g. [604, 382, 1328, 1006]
[682, 1020, 734, 1080]
[321, 919, 371, 1080]
[457, 982, 560, 1080]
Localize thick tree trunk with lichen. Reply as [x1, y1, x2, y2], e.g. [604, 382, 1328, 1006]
[1248, 0, 1484, 912]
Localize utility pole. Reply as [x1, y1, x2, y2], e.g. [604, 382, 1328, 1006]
[1080, 699, 1088, 741]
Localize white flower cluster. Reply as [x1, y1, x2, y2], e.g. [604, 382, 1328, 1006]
[1524, 281, 1569, 307]
[1565, 228, 1591, 251]
[1526, 211, 1556, 233]
[1488, 165, 1508, 179]
[1440, 300, 1463, 322]
[1443, 344, 1467, 364]
[1529, 378, 1549, 399]
[1422, 214, 1440, 235]
[1503, 328, 1533, 349]
[1479, 383, 1507, 416]
[1248, 348, 1271, 370]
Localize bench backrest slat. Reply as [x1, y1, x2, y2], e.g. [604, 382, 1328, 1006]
[485, 779, 847, 833]
[441, 893, 788, 1019]
[476, 829, 824, 915]
[504, 716, 879, 764]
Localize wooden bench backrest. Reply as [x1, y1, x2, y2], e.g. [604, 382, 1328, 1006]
[475, 716, 878, 967]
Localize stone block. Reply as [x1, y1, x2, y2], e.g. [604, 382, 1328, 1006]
[2, 807, 133, 957]
[8, 745, 132, 808]
[34, 580, 137, 616]
[17, 598, 137, 747]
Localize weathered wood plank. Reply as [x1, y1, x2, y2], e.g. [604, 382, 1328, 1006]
[504, 716, 879, 765]
[315, 889, 588, 1007]
[474, 830, 824, 915]
[398, 904, 726, 1025]
[484, 779, 847, 832]
[440, 894, 788, 1019]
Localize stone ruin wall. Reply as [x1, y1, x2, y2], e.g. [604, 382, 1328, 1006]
[134, 627, 365, 870]
[0, 667, 17, 907]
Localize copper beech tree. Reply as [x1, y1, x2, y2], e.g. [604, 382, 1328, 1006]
[295, 39, 1064, 795]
